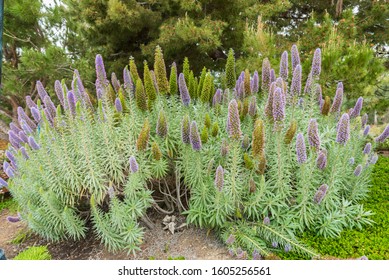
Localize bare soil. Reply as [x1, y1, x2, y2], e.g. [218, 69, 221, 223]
[0, 208, 232, 260]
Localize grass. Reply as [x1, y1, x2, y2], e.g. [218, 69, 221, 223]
[13, 246, 52, 260]
[0, 196, 18, 214]
[279, 156, 389, 260]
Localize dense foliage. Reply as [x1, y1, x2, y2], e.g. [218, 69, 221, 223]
[2, 46, 389, 258]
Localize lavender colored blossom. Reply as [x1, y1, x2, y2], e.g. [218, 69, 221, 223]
[212, 89, 222, 107]
[375, 125, 389, 143]
[43, 96, 56, 119]
[7, 215, 20, 223]
[9, 131, 22, 148]
[226, 234, 235, 245]
[270, 69, 276, 84]
[10, 123, 21, 135]
[358, 256, 368, 260]
[44, 108, 54, 127]
[67, 91, 76, 116]
[262, 58, 271, 92]
[272, 241, 278, 248]
[298, 98, 304, 108]
[178, 73, 191, 106]
[114, 98, 123, 112]
[36, 80, 49, 101]
[129, 156, 139, 173]
[248, 96, 257, 117]
[28, 136, 40, 150]
[354, 164, 362, 176]
[330, 87, 344, 114]
[349, 157, 355, 165]
[228, 249, 234, 256]
[26, 96, 37, 109]
[296, 133, 307, 164]
[252, 249, 262, 260]
[20, 147, 29, 160]
[21, 120, 34, 135]
[272, 87, 285, 122]
[227, 99, 242, 140]
[290, 65, 302, 102]
[311, 48, 321, 77]
[363, 125, 370, 137]
[0, 177, 8, 188]
[215, 165, 224, 191]
[17, 107, 36, 129]
[319, 184, 329, 194]
[111, 72, 121, 93]
[363, 143, 371, 155]
[6, 150, 15, 163]
[18, 131, 28, 143]
[336, 113, 350, 145]
[263, 216, 270, 225]
[350, 97, 363, 118]
[5, 167, 15, 178]
[279, 51, 288, 81]
[251, 71, 259, 93]
[337, 82, 344, 90]
[123, 67, 134, 93]
[31, 107, 41, 123]
[284, 244, 292, 253]
[95, 54, 108, 85]
[238, 80, 245, 99]
[189, 121, 202, 151]
[314, 190, 326, 204]
[316, 150, 327, 170]
[3, 161, 10, 172]
[304, 72, 313, 95]
[308, 119, 320, 150]
[54, 80, 65, 108]
[361, 113, 368, 128]
[221, 139, 229, 157]
[291, 44, 301, 71]
[370, 154, 378, 165]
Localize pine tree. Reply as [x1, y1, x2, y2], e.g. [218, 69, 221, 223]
[225, 49, 236, 89]
[169, 62, 178, 96]
[143, 61, 157, 109]
[154, 46, 169, 94]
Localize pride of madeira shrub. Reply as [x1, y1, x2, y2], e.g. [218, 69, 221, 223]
[2, 44, 389, 259]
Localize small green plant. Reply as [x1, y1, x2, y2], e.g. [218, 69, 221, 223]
[11, 230, 32, 245]
[13, 246, 51, 260]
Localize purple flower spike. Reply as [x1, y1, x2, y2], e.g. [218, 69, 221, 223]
[316, 151, 327, 170]
[238, 81, 245, 99]
[10, 123, 21, 135]
[270, 69, 276, 84]
[7, 215, 20, 223]
[17, 107, 36, 129]
[31, 107, 41, 123]
[363, 143, 371, 155]
[212, 89, 222, 107]
[178, 73, 191, 106]
[304, 72, 313, 95]
[375, 125, 389, 143]
[6, 150, 15, 163]
[54, 80, 65, 108]
[308, 119, 320, 150]
[362, 113, 368, 128]
[44, 108, 54, 127]
[354, 164, 362, 176]
[336, 113, 350, 145]
[314, 190, 325, 204]
[114, 98, 123, 112]
[18, 131, 28, 143]
[26, 96, 37, 109]
[337, 82, 344, 90]
[20, 147, 29, 159]
[251, 71, 259, 93]
[123, 67, 134, 93]
[272, 241, 278, 248]
[44, 96, 57, 119]
[95, 54, 108, 86]
[296, 133, 307, 164]
[330, 87, 344, 114]
[28, 136, 40, 150]
[262, 58, 271, 92]
[21, 120, 33, 135]
[129, 156, 139, 173]
[226, 234, 235, 245]
[227, 99, 242, 140]
[279, 51, 288, 81]
[252, 249, 262, 260]
[5, 167, 15, 178]
[3, 161, 10, 172]
[350, 97, 363, 118]
[189, 121, 202, 151]
[9, 131, 22, 148]
[263, 216, 270, 225]
[111, 72, 121, 93]
[0, 177, 8, 188]
[363, 125, 370, 137]
[284, 244, 292, 253]
[36, 81, 49, 101]
[248, 96, 257, 117]
[370, 154, 378, 165]
[290, 65, 302, 102]
[291, 45, 301, 71]
[311, 48, 321, 77]
[214, 165, 224, 191]
[272, 87, 285, 122]
[67, 91, 76, 116]
[349, 157, 355, 165]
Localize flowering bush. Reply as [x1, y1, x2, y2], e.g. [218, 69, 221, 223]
[2, 45, 388, 258]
